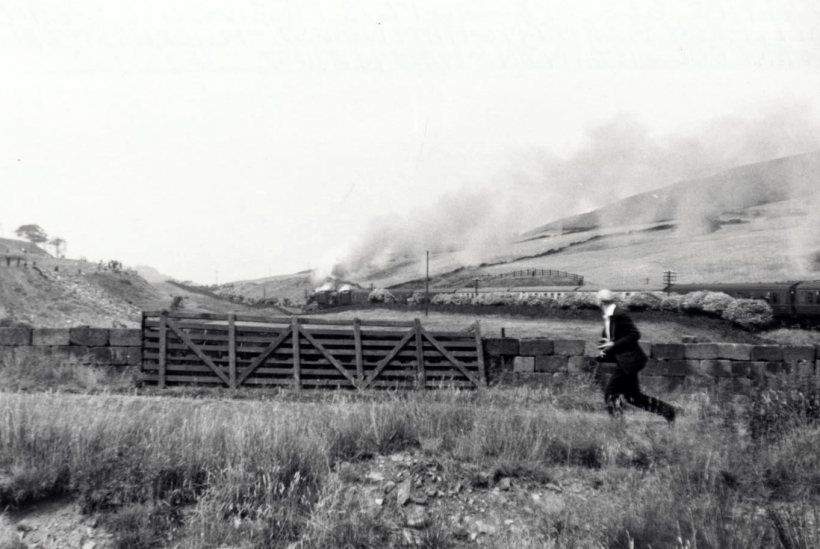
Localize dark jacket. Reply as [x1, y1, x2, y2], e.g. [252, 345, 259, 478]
[599, 308, 648, 374]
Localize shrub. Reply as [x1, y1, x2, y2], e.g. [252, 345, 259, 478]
[471, 292, 518, 306]
[367, 288, 396, 304]
[722, 298, 773, 330]
[558, 292, 599, 310]
[660, 294, 684, 311]
[406, 291, 428, 306]
[624, 292, 663, 311]
[681, 290, 711, 313]
[701, 292, 735, 316]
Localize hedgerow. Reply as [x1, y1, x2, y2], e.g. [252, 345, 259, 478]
[722, 298, 774, 330]
[624, 292, 663, 311]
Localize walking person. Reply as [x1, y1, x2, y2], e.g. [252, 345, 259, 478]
[596, 289, 676, 423]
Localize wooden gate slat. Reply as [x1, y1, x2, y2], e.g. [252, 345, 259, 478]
[419, 326, 481, 388]
[166, 320, 231, 386]
[236, 326, 293, 386]
[300, 329, 358, 386]
[360, 328, 415, 389]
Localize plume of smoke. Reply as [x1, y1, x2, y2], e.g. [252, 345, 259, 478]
[337, 103, 820, 278]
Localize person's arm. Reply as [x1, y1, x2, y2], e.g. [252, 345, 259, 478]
[610, 313, 641, 353]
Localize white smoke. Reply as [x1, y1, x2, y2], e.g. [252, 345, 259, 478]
[335, 103, 820, 278]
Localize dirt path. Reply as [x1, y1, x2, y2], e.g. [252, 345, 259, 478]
[2, 499, 114, 549]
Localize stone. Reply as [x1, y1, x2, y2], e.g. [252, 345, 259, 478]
[404, 505, 428, 529]
[518, 339, 554, 356]
[91, 347, 142, 365]
[498, 477, 511, 491]
[652, 344, 685, 360]
[794, 361, 815, 379]
[552, 372, 567, 386]
[535, 355, 567, 373]
[567, 356, 594, 374]
[639, 342, 652, 357]
[700, 360, 732, 378]
[666, 360, 698, 377]
[766, 362, 787, 376]
[109, 329, 142, 347]
[667, 376, 686, 392]
[642, 359, 665, 376]
[729, 377, 753, 393]
[69, 327, 109, 347]
[731, 361, 752, 378]
[32, 328, 71, 346]
[684, 374, 716, 391]
[782, 346, 816, 363]
[749, 362, 767, 381]
[513, 356, 535, 373]
[484, 338, 519, 357]
[0, 327, 31, 345]
[685, 344, 718, 360]
[553, 340, 585, 356]
[397, 478, 412, 506]
[716, 344, 753, 361]
[750, 346, 783, 362]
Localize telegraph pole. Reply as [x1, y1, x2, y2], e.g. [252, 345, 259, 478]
[663, 270, 677, 293]
[425, 251, 429, 317]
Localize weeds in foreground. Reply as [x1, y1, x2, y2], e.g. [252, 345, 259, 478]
[2, 384, 820, 547]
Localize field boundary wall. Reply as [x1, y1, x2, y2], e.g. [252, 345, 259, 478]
[483, 337, 820, 393]
[0, 326, 142, 367]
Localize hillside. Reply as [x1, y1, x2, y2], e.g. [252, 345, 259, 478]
[0, 256, 290, 328]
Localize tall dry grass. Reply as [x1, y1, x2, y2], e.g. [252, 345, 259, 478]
[2, 374, 820, 547]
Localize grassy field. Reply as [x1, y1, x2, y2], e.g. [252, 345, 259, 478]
[2, 355, 820, 548]
[313, 307, 765, 344]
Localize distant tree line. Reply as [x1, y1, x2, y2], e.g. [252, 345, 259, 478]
[14, 224, 67, 257]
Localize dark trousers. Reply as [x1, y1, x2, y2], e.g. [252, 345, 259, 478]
[604, 368, 675, 419]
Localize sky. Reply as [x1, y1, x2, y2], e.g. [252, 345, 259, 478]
[1, 0, 819, 284]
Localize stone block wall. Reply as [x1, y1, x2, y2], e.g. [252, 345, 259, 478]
[483, 338, 820, 393]
[0, 327, 142, 367]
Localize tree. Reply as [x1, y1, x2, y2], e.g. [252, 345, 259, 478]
[15, 224, 48, 244]
[49, 237, 66, 258]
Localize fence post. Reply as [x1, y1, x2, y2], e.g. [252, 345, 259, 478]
[159, 310, 167, 389]
[354, 318, 363, 387]
[414, 318, 425, 389]
[292, 317, 301, 390]
[228, 313, 237, 389]
[474, 321, 486, 387]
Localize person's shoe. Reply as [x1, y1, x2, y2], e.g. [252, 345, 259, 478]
[662, 406, 676, 424]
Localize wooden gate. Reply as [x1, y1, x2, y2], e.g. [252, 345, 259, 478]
[141, 311, 486, 389]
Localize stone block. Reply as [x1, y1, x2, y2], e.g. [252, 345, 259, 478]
[596, 363, 619, 376]
[553, 340, 585, 356]
[91, 346, 143, 366]
[731, 361, 751, 378]
[484, 338, 519, 357]
[512, 372, 553, 387]
[641, 376, 669, 395]
[0, 327, 31, 345]
[749, 362, 767, 381]
[32, 329, 71, 346]
[684, 374, 717, 391]
[70, 327, 109, 347]
[518, 339, 554, 356]
[667, 376, 686, 392]
[552, 372, 567, 386]
[765, 361, 789, 376]
[513, 356, 535, 373]
[109, 329, 142, 347]
[782, 346, 815, 363]
[701, 360, 732, 378]
[652, 344, 685, 360]
[535, 355, 567, 373]
[795, 361, 816, 378]
[750, 346, 783, 362]
[642, 359, 665, 376]
[726, 377, 753, 394]
[0, 347, 15, 364]
[685, 344, 718, 360]
[567, 355, 595, 374]
[715, 344, 753, 361]
[666, 360, 698, 377]
[639, 342, 652, 357]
